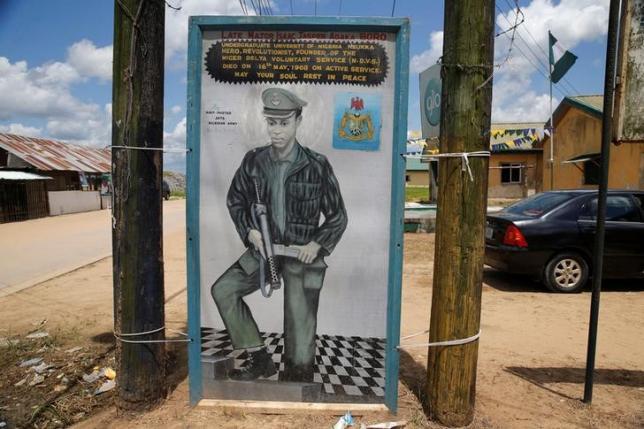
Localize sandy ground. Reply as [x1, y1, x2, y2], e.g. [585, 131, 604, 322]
[1, 226, 643, 428]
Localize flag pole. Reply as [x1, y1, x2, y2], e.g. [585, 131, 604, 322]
[548, 32, 555, 190]
[583, 0, 621, 404]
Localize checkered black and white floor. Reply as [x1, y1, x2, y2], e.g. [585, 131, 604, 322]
[201, 327, 386, 398]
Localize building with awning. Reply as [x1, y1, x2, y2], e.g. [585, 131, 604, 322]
[541, 95, 644, 191]
[488, 123, 545, 198]
[0, 171, 52, 223]
[0, 133, 112, 222]
[0, 133, 110, 191]
[408, 123, 546, 200]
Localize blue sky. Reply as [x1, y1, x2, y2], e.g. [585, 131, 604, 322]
[0, 0, 609, 172]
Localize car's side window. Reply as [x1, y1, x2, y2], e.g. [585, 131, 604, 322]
[579, 196, 642, 222]
[632, 195, 644, 220]
[578, 199, 597, 221]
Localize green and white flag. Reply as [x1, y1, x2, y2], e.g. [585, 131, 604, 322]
[549, 31, 577, 83]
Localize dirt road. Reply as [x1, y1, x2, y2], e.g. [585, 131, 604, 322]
[0, 232, 642, 428]
[0, 200, 185, 296]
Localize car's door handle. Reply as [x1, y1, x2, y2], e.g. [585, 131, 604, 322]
[577, 220, 596, 232]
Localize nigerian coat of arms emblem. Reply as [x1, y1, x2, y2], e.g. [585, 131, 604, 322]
[332, 93, 381, 151]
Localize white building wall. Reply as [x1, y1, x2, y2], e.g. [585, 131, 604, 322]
[48, 191, 101, 216]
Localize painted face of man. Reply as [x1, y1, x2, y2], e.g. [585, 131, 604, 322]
[266, 114, 301, 150]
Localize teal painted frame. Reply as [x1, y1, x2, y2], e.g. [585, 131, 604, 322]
[186, 16, 409, 412]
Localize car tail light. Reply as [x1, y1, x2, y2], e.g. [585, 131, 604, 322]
[503, 224, 528, 248]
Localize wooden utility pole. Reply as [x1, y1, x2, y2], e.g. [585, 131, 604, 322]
[112, 0, 166, 410]
[426, 1, 494, 426]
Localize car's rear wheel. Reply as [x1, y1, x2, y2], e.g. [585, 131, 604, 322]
[543, 253, 589, 293]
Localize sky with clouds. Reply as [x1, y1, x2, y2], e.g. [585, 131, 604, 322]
[0, 0, 609, 172]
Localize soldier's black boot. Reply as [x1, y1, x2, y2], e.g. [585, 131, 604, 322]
[229, 347, 277, 381]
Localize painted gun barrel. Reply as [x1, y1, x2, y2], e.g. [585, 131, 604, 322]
[252, 203, 281, 297]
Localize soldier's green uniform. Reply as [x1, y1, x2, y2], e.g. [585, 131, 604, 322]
[211, 88, 348, 382]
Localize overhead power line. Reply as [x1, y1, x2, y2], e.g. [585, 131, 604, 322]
[238, 0, 248, 15]
[496, 2, 581, 95]
[494, 4, 572, 98]
[495, 24, 568, 98]
[249, 0, 259, 15]
[263, 0, 273, 15]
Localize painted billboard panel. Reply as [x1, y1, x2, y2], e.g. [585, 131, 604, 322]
[186, 17, 408, 409]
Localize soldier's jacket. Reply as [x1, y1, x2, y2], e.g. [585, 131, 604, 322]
[227, 142, 348, 258]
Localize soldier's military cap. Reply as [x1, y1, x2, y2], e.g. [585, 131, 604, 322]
[262, 88, 307, 117]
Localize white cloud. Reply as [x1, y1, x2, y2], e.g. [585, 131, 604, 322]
[171, 105, 182, 114]
[0, 39, 113, 146]
[165, 0, 247, 65]
[490, 0, 609, 122]
[409, 1, 608, 123]
[512, 0, 608, 50]
[410, 31, 443, 74]
[0, 123, 43, 136]
[33, 61, 80, 86]
[67, 39, 113, 81]
[164, 116, 186, 149]
[0, 57, 87, 119]
[163, 117, 187, 172]
[46, 103, 112, 147]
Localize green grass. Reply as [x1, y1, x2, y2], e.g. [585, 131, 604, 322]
[170, 189, 186, 198]
[405, 186, 429, 203]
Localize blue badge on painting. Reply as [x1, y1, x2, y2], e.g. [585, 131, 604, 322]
[332, 93, 382, 151]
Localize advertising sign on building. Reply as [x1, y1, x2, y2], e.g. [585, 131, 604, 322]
[419, 63, 442, 139]
[186, 16, 409, 411]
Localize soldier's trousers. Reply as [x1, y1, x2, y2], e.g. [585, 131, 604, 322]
[211, 249, 327, 382]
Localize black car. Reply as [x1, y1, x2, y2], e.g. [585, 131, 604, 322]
[485, 190, 644, 293]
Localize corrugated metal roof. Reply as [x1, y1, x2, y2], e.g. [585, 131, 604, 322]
[491, 122, 545, 130]
[0, 171, 53, 181]
[568, 95, 603, 113]
[0, 133, 110, 173]
[545, 95, 604, 130]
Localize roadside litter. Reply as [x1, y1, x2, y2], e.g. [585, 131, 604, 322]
[81, 366, 117, 395]
[25, 332, 49, 339]
[361, 421, 407, 429]
[333, 412, 354, 429]
[94, 379, 115, 395]
[19, 357, 43, 367]
[32, 362, 53, 374]
[82, 370, 100, 383]
[29, 374, 45, 386]
[0, 337, 20, 347]
[102, 367, 116, 380]
[333, 412, 407, 429]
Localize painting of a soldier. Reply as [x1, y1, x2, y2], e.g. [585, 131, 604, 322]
[210, 87, 348, 383]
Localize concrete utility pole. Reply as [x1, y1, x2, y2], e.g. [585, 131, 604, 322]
[112, 0, 166, 410]
[426, 1, 494, 426]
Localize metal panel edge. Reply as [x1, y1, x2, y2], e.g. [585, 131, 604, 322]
[385, 18, 410, 414]
[186, 17, 203, 406]
[189, 15, 409, 30]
